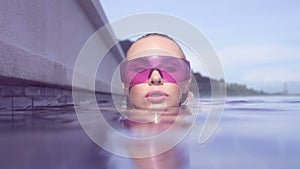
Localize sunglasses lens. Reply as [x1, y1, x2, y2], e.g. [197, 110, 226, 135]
[121, 56, 190, 85]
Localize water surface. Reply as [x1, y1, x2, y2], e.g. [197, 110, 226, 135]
[0, 96, 299, 169]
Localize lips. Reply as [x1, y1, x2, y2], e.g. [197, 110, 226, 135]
[146, 90, 168, 103]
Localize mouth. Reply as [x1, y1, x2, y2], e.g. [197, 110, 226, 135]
[146, 90, 169, 103]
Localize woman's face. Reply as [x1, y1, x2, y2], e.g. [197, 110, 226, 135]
[124, 36, 190, 109]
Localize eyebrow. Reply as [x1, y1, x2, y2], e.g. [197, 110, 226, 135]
[159, 57, 182, 64]
[130, 58, 150, 65]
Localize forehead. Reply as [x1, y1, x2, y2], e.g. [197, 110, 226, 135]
[126, 36, 185, 61]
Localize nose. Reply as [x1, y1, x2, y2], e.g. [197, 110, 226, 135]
[148, 69, 163, 85]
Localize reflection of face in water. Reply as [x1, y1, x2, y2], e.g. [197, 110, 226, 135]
[122, 34, 191, 109]
[116, 107, 191, 169]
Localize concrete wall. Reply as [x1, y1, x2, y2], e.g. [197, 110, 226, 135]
[0, 0, 124, 93]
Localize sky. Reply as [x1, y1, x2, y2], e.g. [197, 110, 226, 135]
[99, 0, 300, 94]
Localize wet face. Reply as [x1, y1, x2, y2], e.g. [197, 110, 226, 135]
[124, 35, 190, 109]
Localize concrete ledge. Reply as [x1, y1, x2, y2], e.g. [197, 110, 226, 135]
[0, 41, 71, 86]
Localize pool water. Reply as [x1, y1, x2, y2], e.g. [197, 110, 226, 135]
[0, 95, 299, 169]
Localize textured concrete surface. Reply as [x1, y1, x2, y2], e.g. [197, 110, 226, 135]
[0, 0, 124, 92]
[0, 41, 70, 86]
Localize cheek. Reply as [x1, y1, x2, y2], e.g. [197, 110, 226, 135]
[127, 85, 147, 100]
[170, 84, 181, 93]
[167, 84, 182, 101]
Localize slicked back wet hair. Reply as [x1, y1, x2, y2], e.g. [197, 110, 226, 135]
[137, 33, 176, 42]
[129, 33, 186, 58]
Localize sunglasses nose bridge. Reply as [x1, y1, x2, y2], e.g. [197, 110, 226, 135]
[148, 68, 163, 78]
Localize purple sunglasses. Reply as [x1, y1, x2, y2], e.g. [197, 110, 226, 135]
[120, 56, 191, 85]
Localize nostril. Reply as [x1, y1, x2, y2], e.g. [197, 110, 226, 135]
[148, 69, 164, 85]
[150, 79, 162, 85]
